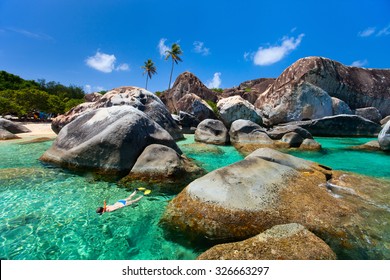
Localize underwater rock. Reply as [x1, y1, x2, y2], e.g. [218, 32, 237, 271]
[120, 144, 205, 193]
[378, 120, 390, 151]
[40, 106, 181, 176]
[217, 96, 263, 128]
[197, 223, 336, 260]
[350, 140, 381, 151]
[51, 86, 183, 140]
[194, 119, 229, 145]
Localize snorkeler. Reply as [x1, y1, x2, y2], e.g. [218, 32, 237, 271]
[96, 188, 147, 215]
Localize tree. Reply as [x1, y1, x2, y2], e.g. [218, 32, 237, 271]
[141, 59, 157, 90]
[165, 43, 183, 90]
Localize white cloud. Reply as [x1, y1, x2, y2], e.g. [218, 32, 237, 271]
[206, 72, 222, 89]
[253, 33, 304, 66]
[193, 41, 210, 56]
[158, 38, 170, 57]
[351, 59, 368, 67]
[358, 27, 376, 37]
[7, 27, 54, 41]
[84, 85, 105, 93]
[377, 24, 390, 36]
[85, 51, 129, 73]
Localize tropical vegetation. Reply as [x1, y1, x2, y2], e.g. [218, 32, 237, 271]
[165, 43, 183, 90]
[141, 59, 157, 90]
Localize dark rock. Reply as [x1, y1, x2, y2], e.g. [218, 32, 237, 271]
[267, 125, 313, 140]
[178, 111, 200, 128]
[355, 107, 382, 123]
[120, 144, 205, 193]
[280, 132, 304, 148]
[378, 120, 390, 151]
[291, 115, 382, 136]
[217, 96, 263, 128]
[51, 86, 183, 140]
[176, 93, 217, 121]
[0, 118, 31, 134]
[197, 223, 336, 260]
[194, 119, 229, 145]
[332, 97, 353, 115]
[40, 106, 181, 175]
[255, 57, 390, 125]
[159, 72, 219, 113]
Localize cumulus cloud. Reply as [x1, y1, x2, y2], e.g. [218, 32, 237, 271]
[85, 51, 129, 73]
[158, 38, 170, 57]
[206, 72, 222, 89]
[253, 33, 304, 66]
[358, 27, 376, 37]
[351, 59, 368, 67]
[193, 41, 210, 56]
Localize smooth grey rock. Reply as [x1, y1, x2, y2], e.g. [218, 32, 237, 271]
[40, 106, 181, 174]
[332, 97, 353, 115]
[217, 95, 263, 127]
[267, 125, 313, 140]
[299, 138, 322, 150]
[378, 120, 390, 151]
[0, 118, 31, 134]
[355, 107, 382, 123]
[380, 116, 390, 126]
[194, 119, 229, 145]
[0, 128, 20, 140]
[176, 93, 217, 122]
[229, 119, 268, 143]
[280, 132, 304, 147]
[178, 111, 200, 128]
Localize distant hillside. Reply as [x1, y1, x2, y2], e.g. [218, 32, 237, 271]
[0, 70, 85, 118]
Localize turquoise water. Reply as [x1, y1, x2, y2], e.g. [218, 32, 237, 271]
[288, 137, 390, 179]
[0, 135, 389, 260]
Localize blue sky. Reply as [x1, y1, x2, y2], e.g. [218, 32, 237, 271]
[0, 0, 389, 93]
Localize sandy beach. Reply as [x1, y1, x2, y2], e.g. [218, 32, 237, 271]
[1, 122, 57, 143]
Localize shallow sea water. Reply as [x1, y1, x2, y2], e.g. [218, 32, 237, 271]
[0, 135, 389, 259]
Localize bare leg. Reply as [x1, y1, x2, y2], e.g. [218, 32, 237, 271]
[125, 195, 143, 205]
[124, 190, 137, 200]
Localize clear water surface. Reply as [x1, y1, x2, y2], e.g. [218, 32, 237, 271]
[0, 135, 389, 259]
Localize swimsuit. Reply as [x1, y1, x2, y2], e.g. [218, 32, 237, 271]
[118, 200, 126, 206]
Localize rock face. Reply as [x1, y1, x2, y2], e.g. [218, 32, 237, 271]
[161, 148, 341, 243]
[176, 93, 217, 122]
[378, 120, 390, 151]
[292, 115, 382, 136]
[332, 97, 353, 115]
[355, 107, 382, 123]
[0, 118, 31, 134]
[217, 96, 263, 128]
[255, 57, 390, 125]
[222, 78, 275, 104]
[159, 72, 218, 113]
[197, 223, 336, 260]
[51, 86, 183, 140]
[194, 119, 229, 145]
[40, 106, 181, 175]
[120, 144, 205, 193]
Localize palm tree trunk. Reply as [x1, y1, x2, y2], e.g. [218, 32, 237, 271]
[168, 58, 174, 90]
[145, 75, 149, 90]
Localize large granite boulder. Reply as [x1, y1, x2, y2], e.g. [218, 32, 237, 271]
[332, 97, 353, 115]
[197, 223, 336, 260]
[40, 106, 181, 175]
[222, 78, 275, 104]
[267, 124, 313, 140]
[0, 118, 31, 134]
[229, 119, 273, 153]
[217, 96, 263, 128]
[380, 116, 390, 126]
[378, 120, 390, 151]
[161, 148, 390, 259]
[51, 86, 183, 140]
[255, 56, 390, 125]
[194, 119, 229, 145]
[120, 144, 205, 193]
[159, 72, 218, 113]
[291, 115, 382, 136]
[176, 93, 217, 121]
[0, 128, 20, 140]
[355, 107, 382, 124]
[256, 81, 333, 125]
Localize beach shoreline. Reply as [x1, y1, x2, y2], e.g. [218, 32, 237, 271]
[1, 122, 57, 143]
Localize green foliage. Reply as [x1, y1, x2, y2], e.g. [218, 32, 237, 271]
[205, 100, 219, 116]
[211, 88, 223, 93]
[155, 91, 162, 97]
[0, 71, 86, 117]
[244, 87, 252, 92]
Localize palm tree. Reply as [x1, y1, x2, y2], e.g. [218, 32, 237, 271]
[141, 59, 157, 90]
[165, 43, 183, 90]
